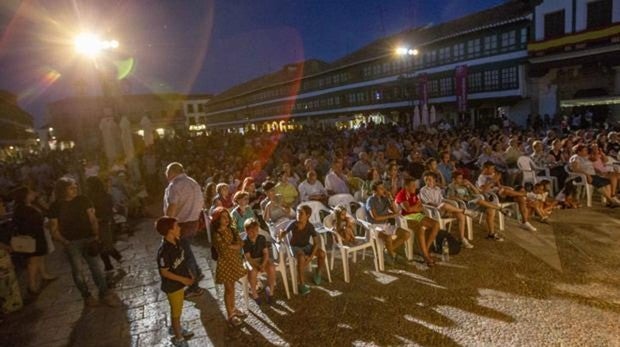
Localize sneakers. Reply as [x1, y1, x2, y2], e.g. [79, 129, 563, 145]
[171, 336, 189, 347]
[606, 201, 620, 208]
[463, 209, 480, 219]
[461, 238, 474, 249]
[299, 284, 311, 296]
[101, 291, 122, 307]
[168, 326, 195, 339]
[84, 295, 99, 307]
[313, 271, 322, 285]
[520, 221, 537, 232]
[486, 233, 504, 242]
[184, 287, 205, 299]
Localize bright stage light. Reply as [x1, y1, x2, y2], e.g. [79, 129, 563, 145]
[74, 33, 103, 57]
[74, 33, 118, 58]
[395, 47, 408, 55]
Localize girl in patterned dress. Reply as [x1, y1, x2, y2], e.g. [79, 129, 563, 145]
[211, 207, 247, 327]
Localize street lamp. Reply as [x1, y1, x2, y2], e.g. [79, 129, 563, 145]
[74, 33, 119, 59]
[395, 46, 418, 56]
[395, 45, 420, 129]
[72, 32, 121, 159]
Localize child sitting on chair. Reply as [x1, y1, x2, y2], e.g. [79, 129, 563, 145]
[242, 218, 276, 305]
[526, 183, 553, 223]
[331, 205, 356, 245]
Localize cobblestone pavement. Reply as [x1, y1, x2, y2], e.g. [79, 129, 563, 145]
[1, 203, 619, 347]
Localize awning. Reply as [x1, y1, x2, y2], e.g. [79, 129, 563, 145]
[560, 96, 620, 108]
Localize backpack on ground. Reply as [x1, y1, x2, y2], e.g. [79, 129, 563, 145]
[432, 229, 461, 255]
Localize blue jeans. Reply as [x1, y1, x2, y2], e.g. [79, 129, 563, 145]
[64, 239, 108, 298]
[178, 221, 202, 291]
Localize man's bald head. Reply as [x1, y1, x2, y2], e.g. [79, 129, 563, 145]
[165, 162, 184, 181]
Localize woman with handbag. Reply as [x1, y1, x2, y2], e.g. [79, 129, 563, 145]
[11, 186, 56, 296]
[48, 177, 121, 307]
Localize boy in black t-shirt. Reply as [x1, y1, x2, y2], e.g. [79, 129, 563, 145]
[242, 219, 276, 305]
[156, 217, 195, 347]
[278, 205, 326, 296]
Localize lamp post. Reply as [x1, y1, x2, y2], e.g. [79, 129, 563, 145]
[74, 33, 119, 97]
[395, 46, 419, 130]
[73, 32, 121, 160]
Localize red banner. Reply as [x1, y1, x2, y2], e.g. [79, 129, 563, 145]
[417, 74, 428, 106]
[455, 65, 468, 112]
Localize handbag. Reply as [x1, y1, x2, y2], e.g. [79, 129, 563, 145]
[10, 235, 36, 253]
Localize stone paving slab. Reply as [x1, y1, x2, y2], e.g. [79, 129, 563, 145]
[1, 205, 619, 346]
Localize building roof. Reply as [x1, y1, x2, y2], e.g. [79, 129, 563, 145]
[332, 0, 532, 67]
[0, 91, 36, 144]
[208, 0, 533, 105]
[0, 90, 32, 125]
[211, 59, 329, 101]
[48, 93, 189, 107]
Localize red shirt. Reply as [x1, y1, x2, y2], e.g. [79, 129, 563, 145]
[394, 188, 420, 216]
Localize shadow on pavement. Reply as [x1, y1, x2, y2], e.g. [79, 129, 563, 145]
[68, 304, 132, 347]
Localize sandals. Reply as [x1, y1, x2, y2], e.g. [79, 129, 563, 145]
[233, 310, 248, 319]
[252, 295, 262, 306]
[228, 315, 243, 328]
[423, 256, 435, 267]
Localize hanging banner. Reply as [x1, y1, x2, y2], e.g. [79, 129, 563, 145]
[455, 65, 468, 112]
[417, 73, 428, 106]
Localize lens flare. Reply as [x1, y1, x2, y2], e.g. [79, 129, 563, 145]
[18, 68, 62, 103]
[74, 33, 103, 58]
[115, 57, 135, 80]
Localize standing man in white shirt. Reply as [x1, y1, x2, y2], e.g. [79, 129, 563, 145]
[164, 162, 205, 298]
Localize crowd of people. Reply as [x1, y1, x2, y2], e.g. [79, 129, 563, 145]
[2, 115, 620, 345]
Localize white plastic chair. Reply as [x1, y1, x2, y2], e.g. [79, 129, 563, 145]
[324, 213, 378, 283]
[252, 228, 291, 299]
[396, 216, 417, 260]
[517, 156, 557, 195]
[565, 165, 593, 207]
[442, 199, 474, 240]
[422, 204, 455, 232]
[328, 193, 357, 213]
[202, 209, 212, 244]
[277, 221, 332, 294]
[297, 201, 332, 233]
[355, 206, 410, 272]
[479, 192, 517, 231]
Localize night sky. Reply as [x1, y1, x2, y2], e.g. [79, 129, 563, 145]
[0, 0, 504, 126]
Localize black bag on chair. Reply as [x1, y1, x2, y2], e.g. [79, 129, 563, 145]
[432, 229, 461, 255]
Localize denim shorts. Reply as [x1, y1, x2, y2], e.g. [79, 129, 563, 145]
[291, 244, 313, 256]
[591, 175, 610, 188]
